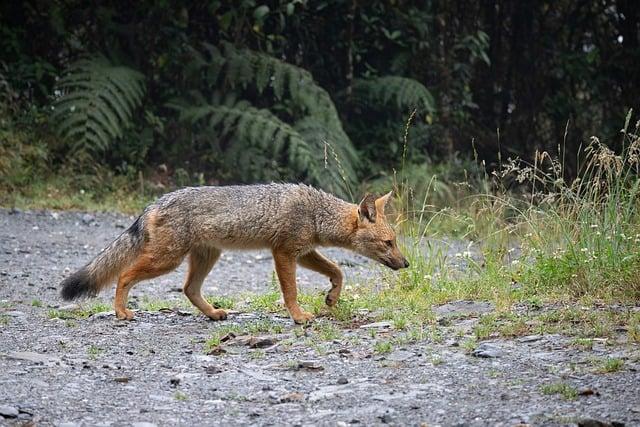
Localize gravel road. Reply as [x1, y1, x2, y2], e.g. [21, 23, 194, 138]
[1, 208, 639, 427]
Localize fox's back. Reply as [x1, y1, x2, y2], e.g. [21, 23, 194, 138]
[148, 183, 348, 251]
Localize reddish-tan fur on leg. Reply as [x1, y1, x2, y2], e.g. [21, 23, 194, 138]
[114, 251, 183, 320]
[273, 249, 314, 324]
[297, 250, 343, 307]
[184, 247, 227, 320]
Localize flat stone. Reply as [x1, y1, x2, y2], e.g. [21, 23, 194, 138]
[5, 351, 60, 365]
[386, 350, 414, 362]
[297, 360, 324, 371]
[81, 213, 95, 224]
[132, 423, 158, 427]
[517, 335, 543, 343]
[5, 311, 26, 317]
[359, 321, 392, 329]
[472, 342, 502, 358]
[0, 405, 19, 418]
[90, 311, 114, 319]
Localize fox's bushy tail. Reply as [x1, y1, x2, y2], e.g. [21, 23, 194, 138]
[60, 216, 145, 300]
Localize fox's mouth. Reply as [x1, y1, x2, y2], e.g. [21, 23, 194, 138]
[380, 257, 409, 270]
[381, 258, 401, 270]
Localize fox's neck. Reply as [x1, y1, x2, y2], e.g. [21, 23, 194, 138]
[315, 200, 358, 248]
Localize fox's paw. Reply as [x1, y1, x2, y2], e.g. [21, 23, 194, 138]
[292, 311, 315, 324]
[205, 309, 228, 321]
[325, 292, 340, 307]
[115, 308, 135, 321]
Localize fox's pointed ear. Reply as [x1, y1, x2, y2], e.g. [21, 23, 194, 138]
[358, 194, 377, 223]
[375, 191, 393, 215]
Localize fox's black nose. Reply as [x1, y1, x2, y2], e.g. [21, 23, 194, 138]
[403, 259, 410, 268]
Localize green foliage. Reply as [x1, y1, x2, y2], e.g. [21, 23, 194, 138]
[173, 96, 317, 181]
[178, 43, 359, 196]
[351, 76, 435, 113]
[51, 57, 145, 157]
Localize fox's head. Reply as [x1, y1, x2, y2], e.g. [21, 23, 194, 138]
[350, 192, 409, 270]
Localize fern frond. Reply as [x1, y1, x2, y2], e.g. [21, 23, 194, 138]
[51, 56, 146, 156]
[175, 99, 319, 183]
[188, 43, 360, 196]
[351, 76, 436, 113]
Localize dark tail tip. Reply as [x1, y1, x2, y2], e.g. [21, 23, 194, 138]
[60, 268, 95, 300]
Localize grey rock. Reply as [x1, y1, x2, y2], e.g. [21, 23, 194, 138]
[297, 360, 324, 371]
[359, 321, 392, 329]
[472, 342, 502, 358]
[386, 350, 414, 362]
[5, 310, 26, 317]
[5, 351, 60, 365]
[89, 311, 114, 319]
[132, 423, 158, 427]
[81, 213, 95, 224]
[434, 300, 494, 318]
[517, 334, 543, 343]
[0, 405, 19, 418]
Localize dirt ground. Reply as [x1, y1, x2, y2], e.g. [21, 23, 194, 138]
[1, 209, 639, 426]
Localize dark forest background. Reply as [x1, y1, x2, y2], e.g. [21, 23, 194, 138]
[1, 0, 639, 200]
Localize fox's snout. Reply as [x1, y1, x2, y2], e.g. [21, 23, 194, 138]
[384, 254, 410, 270]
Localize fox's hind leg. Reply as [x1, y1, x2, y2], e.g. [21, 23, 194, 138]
[298, 250, 343, 307]
[183, 247, 227, 321]
[115, 252, 184, 320]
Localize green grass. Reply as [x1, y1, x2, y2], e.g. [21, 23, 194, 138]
[541, 382, 578, 400]
[174, 391, 188, 401]
[47, 302, 111, 320]
[374, 340, 393, 354]
[138, 297, 191, 312]
[87, 344, 103, 360]
[2, 174, 151, 214]
[206, 295, 236, 310]
[597, 357, 624, 373]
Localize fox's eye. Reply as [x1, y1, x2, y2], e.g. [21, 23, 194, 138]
[384, 240, 394, 247]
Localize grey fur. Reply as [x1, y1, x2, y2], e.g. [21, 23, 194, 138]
[146, 183, 357, 255]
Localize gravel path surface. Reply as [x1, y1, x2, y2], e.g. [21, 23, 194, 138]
[1, 209, 639, 426]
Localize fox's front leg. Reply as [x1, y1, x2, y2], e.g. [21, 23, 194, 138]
[297, 250, 343, 307]
[272, 249, 314, 324]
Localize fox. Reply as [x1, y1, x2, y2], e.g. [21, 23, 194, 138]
[60, 183, 409, 324]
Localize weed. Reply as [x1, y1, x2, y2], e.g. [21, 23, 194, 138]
[570, 338, 593, 350]
[31, 299, 43, 307]
[461, 338, 477, 353]
[87, 345, 102, 360]
[206, 295, 235, 310]
[541, 382, 578, 400]
[374, 340, 393, 354]
[597, 358, 624, 373]
[174, 391, 188, 401]
[312, 321, 342, 342]
[430, 354, 444, 365]
[248, 290, 282, 313]
[205, 325, 243, 350]
[48, 302, 111, 320]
